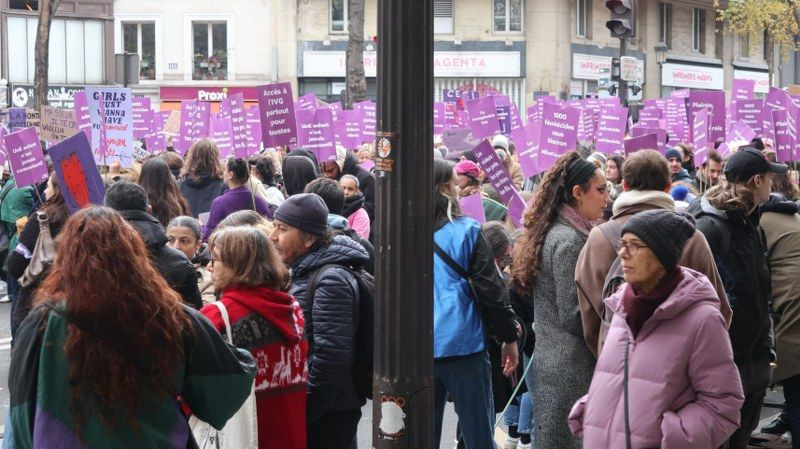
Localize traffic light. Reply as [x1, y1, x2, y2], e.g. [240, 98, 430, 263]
[606, 0, 636, 38]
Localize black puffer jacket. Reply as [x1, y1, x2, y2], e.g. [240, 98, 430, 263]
[288, 234, 370, 424]
[688, 196, 772, 365]
[341, 152, 375, 220]
[177, 174, 227, 218]
[119, 210, 203, 310]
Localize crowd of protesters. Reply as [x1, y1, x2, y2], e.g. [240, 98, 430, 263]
[0, 125, 796, 449]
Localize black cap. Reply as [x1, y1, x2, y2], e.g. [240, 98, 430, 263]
[274, 193, 329, 235]
[724, 146, 788, 183]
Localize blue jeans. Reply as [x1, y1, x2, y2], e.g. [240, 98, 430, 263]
[501, 392, 533, 435]
[2, 407, 14, 449]
[434, 351, 496, 449]
[783, 373, 800, 449]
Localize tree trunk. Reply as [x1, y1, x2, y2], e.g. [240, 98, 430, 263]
[793, 2, 800, 84]
[345, 0, 366, 108]
[34, 0, 62, 110]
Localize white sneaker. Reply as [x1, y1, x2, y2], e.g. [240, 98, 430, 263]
[517, 442, 532, 449]
[503, 436, 519, 449]
[0, 295, 10, 303]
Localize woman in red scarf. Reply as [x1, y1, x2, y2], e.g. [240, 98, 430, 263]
[201, 226, 308, 449]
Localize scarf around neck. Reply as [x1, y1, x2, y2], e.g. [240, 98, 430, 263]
[558, 204, 594, 236]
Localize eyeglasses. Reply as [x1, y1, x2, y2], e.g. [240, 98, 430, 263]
[617, 240, 649, 256]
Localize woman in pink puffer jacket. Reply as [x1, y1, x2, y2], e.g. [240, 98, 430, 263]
[568, 210, 744, 448]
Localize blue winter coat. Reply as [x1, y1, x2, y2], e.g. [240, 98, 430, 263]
[289, 234, 370, 424]
[434, 217, 519, 359]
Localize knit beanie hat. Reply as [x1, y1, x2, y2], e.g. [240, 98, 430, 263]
[665, 148, 682, 161]
[491, 134, 509, 151]
[455, 160, 481, 179]
[274, 193, 329, 235]
[335, 145, 348, 171]
[621, 209, 696, 271]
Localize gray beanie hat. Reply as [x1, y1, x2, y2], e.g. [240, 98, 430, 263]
[274, 193, 329, 235]
[621, 210, 696, 271]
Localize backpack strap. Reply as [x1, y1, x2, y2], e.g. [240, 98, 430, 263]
[598, 219, 623, 252]
[433, 242, 470, 281]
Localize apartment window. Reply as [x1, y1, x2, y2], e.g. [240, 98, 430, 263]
[122, 22, 156, 80]
[659, 2, 672, 48]
[692, 8, 706, 53]
[434, 0, 454, 34]
[192, 22, 227, 80]
[763, 30, 769, 61]
[7, 16, 103, 84]
[331, 0, 347, 33]
[576, 0, 586, 37]
[9, 0, 37, 10]
[739, 33, 750, 58]
[494, 0, 522, 33]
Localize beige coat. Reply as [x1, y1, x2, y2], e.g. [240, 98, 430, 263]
[575, 190, 732, 357]
[762, 210, 800, 384]
[508, 160, 525, 190]
[197, 264, 216, 306]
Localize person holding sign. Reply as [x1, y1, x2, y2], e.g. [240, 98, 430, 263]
[202, 158, 272, 242]
[512, 151, 610, 449]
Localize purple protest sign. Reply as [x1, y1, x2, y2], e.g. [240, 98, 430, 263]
[177, 100, 197, 154]
[732, 79, 755, 101]
[444, 103, 458, 128]
[328, 101, 343, 121]
[764, 87, 788, 142]
[595, 106, 628, 154]
[442, 89, 461, 103]
[257, 82, 298, 148]
[193, 102, 211, 139]
[131, 97, 151, 139]
[145, 133, 168, 151]
[434, 102, 446, 135]
[733, 100, 764, 137]
[7, 108, 26, 129]
[600, 97, 621, 108]
[537, 102, 579, 171]
[334, 109, 366, 149]
[632, 127, 667, 155]
[73, 91, 92, 143]
[85, 87, 134, 167]
[245, 107, 262, 156]
[353, 101, 376, 143]
[223, 93, 249, 156]
[787, 100, 799, 161]
[297, 93, 318, 110]
[472, 141, 518, 206]
[136, 110, 156, 140]
[638, 107, 661, 128]
[510, 123, 540, 178]
[693, 107, 710, 167]
[155, 110, 171, 131]
[671, 89, 691, 98]
[689, 91, 725, 144]
[623, 134, 658, 156]
[459, 193, 486, 224]
[3, 127, 49, 187]
[493, 95, 513, 134]
[772, 109, 793, 162]
[47, 131, 105, 213]
[296, 108, 337, 162]
[442, 128, 481, 157]
[209, 116, 234, 158]
[466, 96, 501, 139]
[0, 125, 7, 166]
[506, 192, 526, 228]
[509, 104, 522, 131]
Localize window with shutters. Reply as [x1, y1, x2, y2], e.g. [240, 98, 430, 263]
[434, 0, 453, 34]
[692, 8, 706, 53]
[659, 2, 672, 48]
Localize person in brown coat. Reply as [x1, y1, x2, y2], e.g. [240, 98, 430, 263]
[575, 150, 732, 357]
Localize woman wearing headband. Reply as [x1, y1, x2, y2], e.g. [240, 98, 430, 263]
[512, 151, 610, 449]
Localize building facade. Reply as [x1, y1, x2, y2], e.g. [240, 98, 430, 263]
[0, 0, 115, 109]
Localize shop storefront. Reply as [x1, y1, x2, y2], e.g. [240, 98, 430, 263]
[570, 45, 645, 102]
[158, 86, 260, 112]
[733, 65, 770, 96]
[8, 84, 84, 109]
[660, 61, 724, 96]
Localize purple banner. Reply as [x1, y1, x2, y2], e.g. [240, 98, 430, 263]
[772, 109, 793, 162]
[537, 102, 579, 171]
[728, 121, 757, 149]
[7, 108, 26, 129]
[434, 102, 446, 135]
[73, 91, 92, 143]
[296, 108, 337, 162]
[85, 87, 134, 167]
[245, 107, 262, 156]
[472, 140, 518, 206]
[353, 101, 376, 144]
[131, 97, 151, 139]
[787, 100, 799, 161]
[209, 116, 234, 158]
[595, 106, 628, 154]
[3, 127, 49, 187]
[334, 109, 366, 150]
[459, 193, 486, 224]
[693, 107, 710, 167]
[632, 127, 667, 155]
[257, 82, 298, 148]
[145, 133, 168, 152]
[466, 96, 501, 139]
[509, 104, 522, 131]
[442, 128, 481, 156]
[733, 100, 764, 137]
[689, 91, 725, 145]
[443, 89, 461, 103]
[638, 107, 661, 128]
[624, 134, 658, 155]
[510, 123, 540, 179]
[732, 79, 755, 101]
[47, 131, 105, 213]
[297, 93, 318, 110]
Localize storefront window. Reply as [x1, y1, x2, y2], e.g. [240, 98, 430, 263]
[192, 22, 227, 81]
[331, 0, 347, 33]
[122, 22, 156, 80]
[494, 0, 522, 33]
[7, 16, 104, 84]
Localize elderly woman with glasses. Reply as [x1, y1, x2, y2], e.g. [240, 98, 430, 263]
[569, 210, 744, 449]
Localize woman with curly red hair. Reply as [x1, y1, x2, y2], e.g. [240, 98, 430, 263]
[512, 151, 610, 449]
[8, 206, 256, 449]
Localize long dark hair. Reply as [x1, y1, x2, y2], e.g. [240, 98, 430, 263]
[180, 139, 223, 181]
[248, 155, 277, 186]
[512, 151, 595, 288]
[43, 173, 70, 225]
[139, 158, 191, 226]
[38, 206, 192, 432]
[433, 159, 461, 228]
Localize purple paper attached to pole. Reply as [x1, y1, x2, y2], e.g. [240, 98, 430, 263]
[353, 101, 377, 144]
[632, 127, 667, 155]
[466, 96, 501, 140]
[257, 82, 298, 148]
[510, 123, 540, 179]
[296, 108, 337, 162]
[689, 91, 725, 145]
[623, 134, 658, 156]
[73, 91, 93, 143]
[47, 131, 106, 213]
[537, 102, 579, 172]
[334, 109, 366, 150]
[772, 109, 793, 162]
[3, 127, 49, 187]
[595, 107, 628, 154]
[734, 100, 764, 137]
[209, 116, 235, 158]
[693, 107, 710, 167]
[472, 141, 519, 206]
[732, 79, 755, 101]
[459, 193, 486, 224]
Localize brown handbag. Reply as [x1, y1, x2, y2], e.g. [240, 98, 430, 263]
[19, 212, 56, 289]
